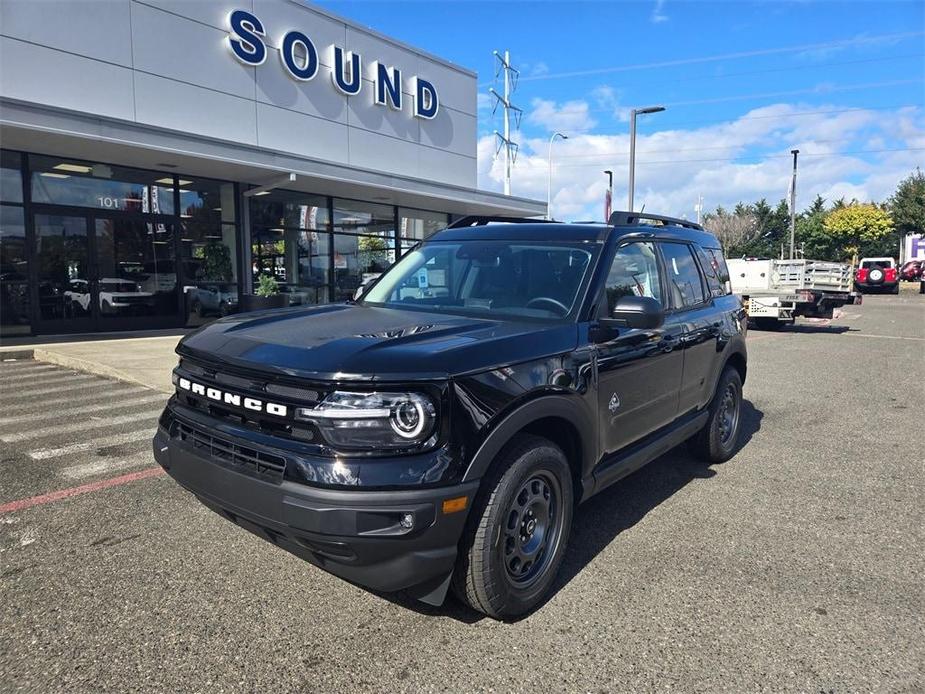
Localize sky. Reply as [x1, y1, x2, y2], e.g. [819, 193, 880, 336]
[316, 0, 924, 221]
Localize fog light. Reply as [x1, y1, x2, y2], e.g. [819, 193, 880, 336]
[399, 513, 414, 529]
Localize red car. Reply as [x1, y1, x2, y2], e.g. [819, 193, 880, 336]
[855, 257, 899, 294]
[899, 260, 923, 281]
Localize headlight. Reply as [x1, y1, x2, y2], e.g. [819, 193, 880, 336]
[296, 391, 437, 450]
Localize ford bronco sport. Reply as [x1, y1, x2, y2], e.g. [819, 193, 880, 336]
[154, 211, 747, 618]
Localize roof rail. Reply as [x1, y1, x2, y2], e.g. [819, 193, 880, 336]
[447, 215, 552, 229]
[609, 210, 704, 231]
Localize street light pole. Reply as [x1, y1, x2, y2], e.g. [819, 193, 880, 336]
[789, 149, 799, 259]
[546, 131, 568, 220]
[628, 106, 665, 212]
[604, 170, 613, 222]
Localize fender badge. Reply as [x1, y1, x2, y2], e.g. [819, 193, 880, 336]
[608, 393, 621, 413]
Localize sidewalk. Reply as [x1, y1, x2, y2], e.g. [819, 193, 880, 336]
[0, 335, 182, 393]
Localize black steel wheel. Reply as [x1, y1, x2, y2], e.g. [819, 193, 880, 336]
[689, 366, 743, 463]
[501, 471, 565, 589]
[452, 434, 573, 619]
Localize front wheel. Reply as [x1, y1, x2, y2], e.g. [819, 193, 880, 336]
[689, 366, 743, 463]
[452, 434, 573, 619]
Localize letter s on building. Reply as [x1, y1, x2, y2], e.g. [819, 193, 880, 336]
[227, 9, 267, 66]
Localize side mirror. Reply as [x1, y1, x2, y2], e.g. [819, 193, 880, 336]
[608, 295, 665, 330]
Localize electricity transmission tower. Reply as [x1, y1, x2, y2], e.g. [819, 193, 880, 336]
[489, 50, 522, 196]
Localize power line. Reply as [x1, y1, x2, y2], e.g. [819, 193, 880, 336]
[539, 78, 924, 116]
[585, 53, 924, 92]
[552, 147, 924, 170]
[546, 136, 910, 161]
[502, 31, 925, 85]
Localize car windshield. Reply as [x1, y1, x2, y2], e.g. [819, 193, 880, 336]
[361, 240, 599, 320]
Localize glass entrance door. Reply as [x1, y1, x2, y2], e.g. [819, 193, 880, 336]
[93, 216, 180, 330]
[31, 212, 182, 333]
[33, 213, 95, 333]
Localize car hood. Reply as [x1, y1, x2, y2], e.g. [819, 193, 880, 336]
[177, 303, 578, 381]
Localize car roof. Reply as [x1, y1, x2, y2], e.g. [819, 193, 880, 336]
[430, 221, 722, 248]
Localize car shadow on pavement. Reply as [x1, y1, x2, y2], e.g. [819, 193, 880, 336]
[384, 400, 764, 624]
[781, 324, 851, 334]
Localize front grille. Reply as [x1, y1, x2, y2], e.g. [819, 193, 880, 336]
[172, 419, 286, 484]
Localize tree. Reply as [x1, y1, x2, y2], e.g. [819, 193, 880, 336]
[703, 206, 759, 256]
[889, 168, 925, 236]
[822, 204, 894, 260]
[795, 195, 837, 260]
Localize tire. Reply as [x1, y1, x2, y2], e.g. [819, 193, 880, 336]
[689, 366, 743, 464]
[891, 284, 900, 295]
[452, 434, 573, 619]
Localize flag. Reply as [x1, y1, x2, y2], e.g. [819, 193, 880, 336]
[604, 187, 612, 222]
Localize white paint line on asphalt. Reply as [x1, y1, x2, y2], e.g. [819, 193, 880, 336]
[842, 332, 925, 341]
[60, 452, 153, 481]
[29, 428, 156, 460]
[2, 409, 161, 443]
[0, 371, 94, 386]
[1, 380, 114, 400]
[0, 360, 61, 374]
[5, 386, 150, 413]
[0, 393, 166, 426]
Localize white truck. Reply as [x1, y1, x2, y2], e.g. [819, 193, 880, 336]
[727, 258, 861, 330]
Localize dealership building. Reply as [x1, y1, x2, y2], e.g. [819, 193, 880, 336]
[0, 0, 543, 337]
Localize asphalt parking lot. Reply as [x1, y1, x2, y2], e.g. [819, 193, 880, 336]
[1, 292, 923, 693]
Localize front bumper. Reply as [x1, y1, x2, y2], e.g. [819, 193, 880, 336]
[153, 409, 478, 601]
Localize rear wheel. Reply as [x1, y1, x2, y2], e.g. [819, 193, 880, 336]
[689, 367, 743, 463]
[452, 434, 573, 619]
[891, 284, 900, 295]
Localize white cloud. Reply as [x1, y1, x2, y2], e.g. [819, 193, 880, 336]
[526, 97, 597, 133]
[478, 103, 924, 221]
[651, 0, 668, 24]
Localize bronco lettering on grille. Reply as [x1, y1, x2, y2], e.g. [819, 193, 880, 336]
[177, 377, 288, 417]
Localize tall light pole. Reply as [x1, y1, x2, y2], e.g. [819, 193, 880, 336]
[546, 132, 568, 220]
[604, 170, 613, 222]
[628, 105, 665, 212]
[789, 149, 799, 259]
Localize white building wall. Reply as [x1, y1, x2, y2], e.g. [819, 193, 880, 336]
[0, 0, 477, 187]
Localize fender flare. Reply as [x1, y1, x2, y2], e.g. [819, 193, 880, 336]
[711, 338, 747, 395]
[461, 394, 595, 483]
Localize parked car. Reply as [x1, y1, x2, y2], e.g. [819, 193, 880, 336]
[154, 211, 748, 619]
[855, 257, 899, 294]
[64, 278, 155, 315]
[186, 283, 238, 318]
[899, 259, 923, 282]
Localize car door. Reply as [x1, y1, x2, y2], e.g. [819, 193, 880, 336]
[657, 241, 720, 414]
[595, 241, 684, 457]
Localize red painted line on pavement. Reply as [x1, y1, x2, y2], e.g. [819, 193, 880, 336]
[0, 467, 165, 515]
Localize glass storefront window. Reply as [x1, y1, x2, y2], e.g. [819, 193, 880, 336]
[30, 155, 176, 215]
[332, 232, 395, 301]
[250, 190, 329, 231]
[399, 207, 449, 242]
[1, 151, 24, 204]
[333, 198, 394, 238]
[1, 205, 30, 334]
[181, 221, 239, 325]
[179, 179, 236, 225]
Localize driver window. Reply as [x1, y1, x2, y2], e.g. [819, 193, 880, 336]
[603, 242, 662, 315]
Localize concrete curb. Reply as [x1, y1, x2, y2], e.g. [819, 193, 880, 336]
[32, 348, 172, 394]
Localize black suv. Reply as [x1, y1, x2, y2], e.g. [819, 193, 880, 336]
[153, 212, 747, 618]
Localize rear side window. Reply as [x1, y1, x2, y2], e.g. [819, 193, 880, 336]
[658, 242, 706, 308]
[696, 245, 732, 297]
